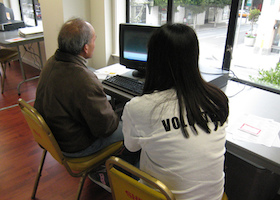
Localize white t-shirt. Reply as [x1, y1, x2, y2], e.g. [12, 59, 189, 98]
[122, 88, 227, 200]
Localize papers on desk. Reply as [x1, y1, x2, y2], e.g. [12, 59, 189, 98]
[5, 37, 25, 42]
[94, 64, 131, 81]
[227, 114, 280, 147]
[18, 26, 43, 37]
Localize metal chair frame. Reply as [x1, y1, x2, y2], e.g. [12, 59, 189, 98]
[106, 156, 176, 200]
[106, 157, 228, 200]
[0, 48, 19, 93]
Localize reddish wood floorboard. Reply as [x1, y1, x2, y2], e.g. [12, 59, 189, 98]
[0, 61, 39, 108]
[0, 61, 112, 200]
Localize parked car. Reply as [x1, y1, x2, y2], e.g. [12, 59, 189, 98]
[238, 10, 249, 17]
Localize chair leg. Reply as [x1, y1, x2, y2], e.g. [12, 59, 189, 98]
[0, 63, 7, 94]
[75, 173, 87, 200]
[0, 71, 2, 94]
[31, 149, 47, 199]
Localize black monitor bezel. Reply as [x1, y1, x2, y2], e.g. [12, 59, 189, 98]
[119, 23, 159, 77]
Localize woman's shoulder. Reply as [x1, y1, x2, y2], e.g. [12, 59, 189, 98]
[129, 89, 176, 106]
[124, 89, 177, 116]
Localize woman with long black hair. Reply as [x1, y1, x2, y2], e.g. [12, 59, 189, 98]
[122, 23, 229, 200]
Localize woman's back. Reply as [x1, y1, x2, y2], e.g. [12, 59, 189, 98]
[122, 23, 228, 200]
[122, 89, 227, 200]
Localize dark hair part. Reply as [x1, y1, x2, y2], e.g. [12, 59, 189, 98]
[144, 23, 229, 137]
[58, 18, 93, 55]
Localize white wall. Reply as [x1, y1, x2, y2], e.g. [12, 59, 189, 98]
[40, 0, 91, 59]
[90, 0, 112, 69]
[40, 0, 116, 69]
[62, 0, 90, 22]
[38, 0, 126, 69]
[40, 0, 65, 60]
[40, 0, 96, 67]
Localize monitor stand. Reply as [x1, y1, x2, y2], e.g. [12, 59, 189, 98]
[132, 70, 145, 78]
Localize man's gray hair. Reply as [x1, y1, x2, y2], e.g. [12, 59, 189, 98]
[58, 18, 93, 55]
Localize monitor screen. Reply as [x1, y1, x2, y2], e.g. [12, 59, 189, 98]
[119, 23, 159, 77]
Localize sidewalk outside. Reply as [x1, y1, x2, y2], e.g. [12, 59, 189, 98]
[197, 20, 279, 81]
[232, 43, 279, 79]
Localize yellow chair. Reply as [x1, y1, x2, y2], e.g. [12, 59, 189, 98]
[0, 48, 19, 93]
[106, 156, 228, 200]
[222, 192, 228, 200]
[18, 98, 123, 200]
[106, 156, 176, 200]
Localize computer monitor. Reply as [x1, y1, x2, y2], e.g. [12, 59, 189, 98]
[119, 23, 159, 77]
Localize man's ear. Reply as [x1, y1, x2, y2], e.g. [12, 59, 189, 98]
[83, 43, 89, 54]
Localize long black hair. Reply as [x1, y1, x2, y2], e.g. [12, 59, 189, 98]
[144, 23, 229, 138]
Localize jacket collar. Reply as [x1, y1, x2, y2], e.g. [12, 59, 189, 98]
[55, 49, 88, 68]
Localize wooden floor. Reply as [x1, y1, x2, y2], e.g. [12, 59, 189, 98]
[0, 61, 112, 200]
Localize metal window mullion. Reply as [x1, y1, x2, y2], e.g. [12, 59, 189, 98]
[167, 0, 173, 23]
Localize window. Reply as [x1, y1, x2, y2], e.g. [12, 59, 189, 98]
[127, 0, 280, 93]
[230, 0, 280, 93]
[128, 0, 167, 25]
[19, 0, 42, 27]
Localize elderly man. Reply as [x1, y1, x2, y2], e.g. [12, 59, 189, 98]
[34, 18, 139, 191]
[35, 17, 122, 156]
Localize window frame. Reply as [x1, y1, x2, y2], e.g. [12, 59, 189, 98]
[125, 0, 280, 94]
[18, 0, 39, 27]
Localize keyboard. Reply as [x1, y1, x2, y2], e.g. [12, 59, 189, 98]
[102, 75, 144, 96]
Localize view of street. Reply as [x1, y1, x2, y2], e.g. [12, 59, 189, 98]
[128, 0, 280, 90]
[195, 20, 279, 81]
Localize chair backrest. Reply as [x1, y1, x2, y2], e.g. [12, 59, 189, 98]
[106, 156, 176, 200]
[18, 98, 65, 165]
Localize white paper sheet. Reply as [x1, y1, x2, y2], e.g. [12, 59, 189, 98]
[95, 64, 131, 81]
[226, 114, 280, 147]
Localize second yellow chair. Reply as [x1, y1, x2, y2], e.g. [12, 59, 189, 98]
[106, 156, 228, 200]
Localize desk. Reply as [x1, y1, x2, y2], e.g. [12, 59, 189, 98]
[224, 81, 280, 175]
[98, 64, 280, 176]
[0, 30, 44, 95]
[224, 82, 280, 199]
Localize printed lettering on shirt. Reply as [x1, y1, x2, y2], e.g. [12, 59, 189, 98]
[161, 117, 187, 132]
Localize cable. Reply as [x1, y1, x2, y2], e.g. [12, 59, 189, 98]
[23, 44, 41, 69]
[226, 69, 248, 98]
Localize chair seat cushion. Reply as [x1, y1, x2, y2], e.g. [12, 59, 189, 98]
[0, 49, 18, 62]
[65, 141, 123, 171]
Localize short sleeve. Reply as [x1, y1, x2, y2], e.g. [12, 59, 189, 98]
[122, 102, 142, 152]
